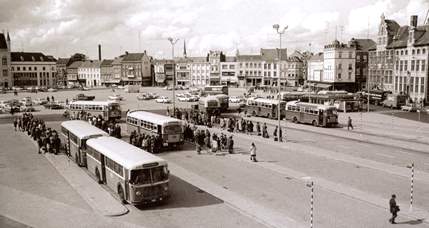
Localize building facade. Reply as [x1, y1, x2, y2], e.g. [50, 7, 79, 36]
[175, 58, 191, 86]
[237, 55, 263, 87]
[0, 32, 11, 88]
[120, 51, 152, 86]
[349, 38, 376, 91]
[189, 57, 210, 87]
[100, 59, 114, 86]
[78, 60, 101, 87]
[56, 58, 70, 87]
[11, 52, 57, 87]
[307, 52, 324, 87]
[66, 61, 82, 85]
[220, 57, 238, 86]
[154, 59, 175, 86]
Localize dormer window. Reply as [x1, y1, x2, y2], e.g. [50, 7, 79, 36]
[32, 56, 35, 61]
[20, 56, 24, 61]
[40, 56, 43, 61]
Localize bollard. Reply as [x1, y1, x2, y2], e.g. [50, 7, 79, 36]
[310, 181, 314, 228]
[410, 162, 414, 212]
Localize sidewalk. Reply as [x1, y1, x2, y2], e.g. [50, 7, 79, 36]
[44, 153, 129, 217]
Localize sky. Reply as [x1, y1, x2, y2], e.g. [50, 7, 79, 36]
[0, 0, 428, 60]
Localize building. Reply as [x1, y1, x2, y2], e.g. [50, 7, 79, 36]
[307, 52, 324, 88]
[56, 58, 70, 87]
[237, 54, 263, 87]
[78, 60, 101, 87]
[175, 57, 191, 86]
[220, 57, 238, 86]
[189, 57, 210, 87]
[112, 56, 123, 85]
[0, 32, 11, 88]
[153, 59, 175, 86]
[349, 38, 376, 91]
[260, 48, 287, 86]
[207, 51, 225, 85]
[389, 15, 429, 104]
[320, 40, 356, 91]
[120, 51, 152, 86]
[283, 51, 305, 87]
[66, 61, 82, 85]
[11, 52, 56, 87]
[100, 59, 115, 86]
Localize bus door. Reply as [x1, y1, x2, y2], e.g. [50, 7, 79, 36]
[80, 139, 88, 167]
[100, 154, 106, 183]
[318, 110, 324, 126]
[299, 107, 305, 122]
[272, 104, 277, 118]
[124, 170, 130, 201]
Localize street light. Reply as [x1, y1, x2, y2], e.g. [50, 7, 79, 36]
[273, 24, 288, 142]
[168, 37, 179, 116]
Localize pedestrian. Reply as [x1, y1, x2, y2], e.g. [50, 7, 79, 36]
[347, 116, 354, 130]
[389, 194, 400, 224]
[256, 122, 261, 136]
[273, 126, 278, 141]
[227, 135, 234, 154]
[249, 142, 257, 162]
[13, 117, 18, 131]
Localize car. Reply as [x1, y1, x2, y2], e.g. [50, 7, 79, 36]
[401, 104, 417, 112]
[137, 93, 151, 100]
[108, 94, 124, 101]
[155, 96, 171, 103]
[176, 93, 185, 98]
[20, 105, 36, 112]
[33, 98, 48, 105]
[20, 97, 32, 106]
[74, 94, 95, 101]
[43, 101, 64, 109]
[47, 88, 58, 92]
[229, 96, 242, 103]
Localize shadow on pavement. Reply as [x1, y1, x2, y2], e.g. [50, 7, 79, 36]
[0, 215, 32, 228]
[395, 219, 424, 225]
[136, 174, 223, 211]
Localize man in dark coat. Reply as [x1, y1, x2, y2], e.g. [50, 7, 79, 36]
[389, 194, 399, 224]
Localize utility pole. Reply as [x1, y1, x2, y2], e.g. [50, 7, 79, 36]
[168, 37, 179, 116]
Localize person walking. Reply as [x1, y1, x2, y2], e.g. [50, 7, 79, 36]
[347, 116, 354, 130]
[13, 117, 18, 131]
[249, 142, 257, 162]
[273, 126, 278, 141]
[389, 194, 399, 224]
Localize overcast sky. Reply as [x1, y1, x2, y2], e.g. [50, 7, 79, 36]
[0, 0, 428, 59]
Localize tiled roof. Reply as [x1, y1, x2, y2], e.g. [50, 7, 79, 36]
[100, 59, 114, 67]
[261, 48, 287, 61]
[414, 25, 429, 46]
[79, 60, 101, 68]
[122, 53, 145, 61]
[153, 59, 174, 64]
[308, 53, 324, 61]
[349, 38, 376, 51]
[57, 58, 70, 65]
[225, 56, 236, 62]
[237, 55, 262, 61]
[11, 52, 56, 62]
[0, 33, 7, 49]
[112, 56, 123, 65]
[68, 61, 83, 69]
[384, 19, 400, 36]
[388, 26, 409, 48]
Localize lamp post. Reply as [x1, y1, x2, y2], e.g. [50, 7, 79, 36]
[168, 37, 179, 116]
[273, 24, 288, 142]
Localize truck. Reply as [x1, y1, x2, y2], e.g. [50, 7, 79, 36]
[74, 93, 95, 101]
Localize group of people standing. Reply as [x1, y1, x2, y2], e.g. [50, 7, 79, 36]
[68, 111, 122, 138]
[129, 130, 163, 154]
[193, 128, 234, 154]
[13, 113, 61, 155]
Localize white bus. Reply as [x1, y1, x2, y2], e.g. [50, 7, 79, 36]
[126, 110, 184, 148]
[245, 98, 286, 119]
[85, 136, 169, 205]
[285, 101, 338, 127]
[68, 100, 122, 121]
[197, 96, 221, 115]
[60, 120, 108, 166]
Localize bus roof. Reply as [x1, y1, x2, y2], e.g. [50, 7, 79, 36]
[61, 120, 108, 139]
[127, 110, 183, 125]
[286, 100, 336, 110]
[70, 100, 119, 106]
[86, 136, 167, 170]
[249, 98, 285, 105]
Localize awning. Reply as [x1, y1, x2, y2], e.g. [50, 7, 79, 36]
[316, 83, 332, 89]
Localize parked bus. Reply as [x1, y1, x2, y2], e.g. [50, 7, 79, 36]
[201, 85, 228, 96]
[60, 120, 108, 166]
[68, 100, 122, 121]
[126, 110, 184, 148]
[309, 92, 361, 112]
[280, 91, 313, 102]
[197, 96, 221, 115]
[361, 90, 392, 105]
[245, 98, 286, 119]
[85, 136, 169, 205]
[382, 94, 407, 109]
[215, 94, 229, 111]
[285, 101, 338, 127]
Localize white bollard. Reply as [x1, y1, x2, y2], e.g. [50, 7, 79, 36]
[410, 162, 414, 212]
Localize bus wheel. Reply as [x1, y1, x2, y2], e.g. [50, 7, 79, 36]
[292, 117, 298, 123]
[118, 185, 126, 204]
[95, 168, 102, 184]
[312, 120, 318, 127]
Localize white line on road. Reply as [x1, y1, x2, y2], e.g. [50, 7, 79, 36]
[374, 153, 395, 159]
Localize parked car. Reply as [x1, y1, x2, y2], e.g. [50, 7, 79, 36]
[401, 104, 417, 112]
[108, 94, 124, 101]
[20, 105, 36, 112]
[155, 96, 171, 103]
[20, 97, 32, 106]
[74, 93, 95, 101]
[33, 98, 48, 105]
[229, 96, 242, 103]
[137, 93, 151, 100]
[44, 101, 64, 109]
[47, 88, 58, 92]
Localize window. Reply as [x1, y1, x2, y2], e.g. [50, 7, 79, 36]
[348, 52, 352, 58]
[410, 77, 414, 92]
[411, 60, 415, 71]
[23, 67, 26, 71]
[348, 72, 352, 79]
[422, 60, 426, 71]
[405, 50, 408, 55]
[348, 64, 352, 70]
[338, 73, 341, 79]
[400, 61, 403, 71]
[3, 69, 7, 77]
[42, 67, 46, 71]
[404, 60, 408, 71]
[420, 78, 424, 94]
[1, 57, 6, 65]
[338, 64, 342, 69]
[417, 49, 420, 55]
[412, 49, 415, 55]
[338, 52, 342, 58]
[423, 48, 426, 54]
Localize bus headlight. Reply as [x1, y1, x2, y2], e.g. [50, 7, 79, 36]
[136, 191, 142, 196]
[164, 186, 168, 191]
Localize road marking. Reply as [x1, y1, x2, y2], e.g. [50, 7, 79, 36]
[374, 153, 395, 159]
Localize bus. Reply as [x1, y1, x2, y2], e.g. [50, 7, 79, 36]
[126, 110, 184, 148]
[245, 98, 286, 119]
[361, 90, 392, 105]
[68, 100, 122, 121]
[201, 85, 228, 96]
[197, 96, 221, 115]
[382, 94, 407, 109]
[215, 94, 229, 111]
[309, 92, 361, 112]
[85, 136, 169, 205]
[280, 91, 313, 102]
[285, 101, 338, 127]
[60, 120, 108, 166]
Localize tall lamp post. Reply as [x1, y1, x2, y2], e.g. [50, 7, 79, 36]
[168, 37, 179, 116]
[273, 24, 288, 141]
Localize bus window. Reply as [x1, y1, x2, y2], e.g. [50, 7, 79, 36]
[130, 169, 152, 185]
[157, 125, 162, 134]
[151, 166, 168, 182]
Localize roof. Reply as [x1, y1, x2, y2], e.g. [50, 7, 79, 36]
[0, 33, 8, 49]
[122, 53, 146, 62]
[261, 48, 287, 61]
[127, 110, 183, 126]
[70, 100, 119, 106]
[60, 120, 107, 140]
[286, 100, 336, 110]
[308, 53, 324, 61]
[414, 25, 429, 46]
[248, 97, 285, 105]
[349, 38, 376, 51]
[79, 60, 101, 68]
[112, 56, 123, 65]
[86, 136, 167, 170]
[237, 54, 262, 61]
[100, 59, 114, 67]
[11, 52, 56, 62]
[57, 58, 70, 65]
[384, 19, 400, 36]
[388, 26, 409, 48]
[225, 56, 236, 62]
[68, 61, 83, 69]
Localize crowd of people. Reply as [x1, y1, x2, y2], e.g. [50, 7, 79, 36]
[129, 130, 163, 154]
[66, 110, 122, 138]
[13, 112, 61, 155]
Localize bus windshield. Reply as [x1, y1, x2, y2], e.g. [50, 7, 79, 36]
[164, 125, 182, 134]
[151, 166, 169, 183]
[111, 104, 121, 112]
[130, 169, 152, 185]
[326, 109, 337, 115]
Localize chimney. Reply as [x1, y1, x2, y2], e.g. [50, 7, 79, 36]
[98, 44, 101, 61]
[410, 15, 418, 28]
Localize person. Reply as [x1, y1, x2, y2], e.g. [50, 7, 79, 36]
[256, 122, 261, 136]
[13, 117, 18, 131]
[227, 135, 234, 154]
[195, 131, 201, 154]
[273, 126, 278, 141]
[249, 142, 257, 162]
[279, 127, 283, 142]
[347, 116, 354, 130]
[389, 194, 399, 224]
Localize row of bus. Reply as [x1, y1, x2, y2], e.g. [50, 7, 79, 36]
[245, 97, 338, 127]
